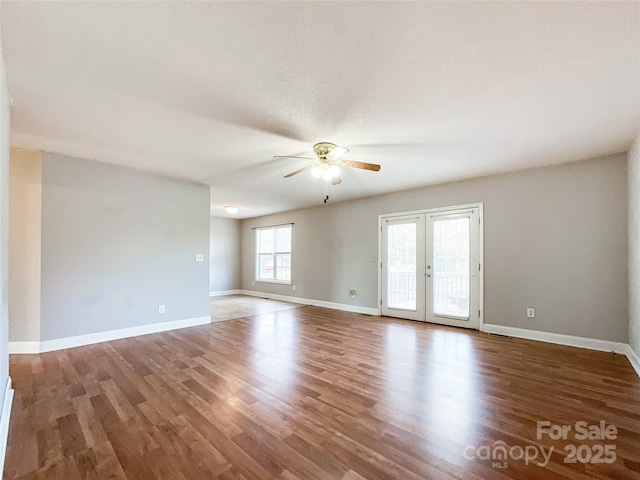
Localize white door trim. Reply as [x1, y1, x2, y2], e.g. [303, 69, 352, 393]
[0, 378, 14, 476]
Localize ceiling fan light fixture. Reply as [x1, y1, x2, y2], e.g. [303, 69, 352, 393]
[329, 165, 340, 177]
[328, 146, 349, 160]
[311, 166, 323, 178]
[225, 206, 239, 214]
[322, 170, 333, 181]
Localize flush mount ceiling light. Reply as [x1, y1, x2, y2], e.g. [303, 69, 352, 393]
[274, 142, 381, 204]
[225, 206, 239, 214]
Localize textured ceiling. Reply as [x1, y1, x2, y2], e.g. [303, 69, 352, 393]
[2, 2, 639, 218]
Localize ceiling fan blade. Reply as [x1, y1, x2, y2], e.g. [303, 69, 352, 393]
[340, 159, 381, 172]
[331, 176, 342, 185]
[274, 155, 314, 160]
[283, 165, 312, 178]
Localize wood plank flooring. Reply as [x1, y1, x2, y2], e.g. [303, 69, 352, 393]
[4, 306, 640, 479]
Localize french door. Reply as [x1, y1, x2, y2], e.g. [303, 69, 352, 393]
[381, 205, 482, 330]
[380, 215, 426, 321]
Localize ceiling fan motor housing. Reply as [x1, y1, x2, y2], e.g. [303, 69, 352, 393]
[313, 142, 337, 162]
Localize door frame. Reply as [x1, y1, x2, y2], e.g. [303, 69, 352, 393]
[377, 202, 484, 331]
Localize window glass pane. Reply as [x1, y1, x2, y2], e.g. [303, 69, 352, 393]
[387, 223, 417, 310]
[256, 225, 292, 283]
[275, 254, 291, 281]
[257, 229, 274, 254]
[433, 217, 470, 318]
[258, 254, 274, 279]
[274, 226, 291, 253]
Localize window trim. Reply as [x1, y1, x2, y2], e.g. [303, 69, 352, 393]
[255, 225, 292, 285]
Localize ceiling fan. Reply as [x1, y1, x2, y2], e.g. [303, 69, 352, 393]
[275, 142, 381, 203]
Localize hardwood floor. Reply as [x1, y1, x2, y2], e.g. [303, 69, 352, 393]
[4, 306, 640, 479]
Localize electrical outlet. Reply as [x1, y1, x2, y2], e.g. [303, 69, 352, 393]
[527, 308, 535, 318]
[195, 254, 204, 263]
[159, 305, 166, 314]
[292, 285, 296, 291]
[348, 289, 356, 298]
[252, 281, 255, 286]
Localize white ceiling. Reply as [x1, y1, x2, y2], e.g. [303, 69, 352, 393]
[2, 2, 639, 219]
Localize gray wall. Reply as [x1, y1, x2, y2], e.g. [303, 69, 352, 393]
[210, 216, 241, 293]
[0, 27, 10, 407]
[242, 154, 628, 343]
[8, 150, 42, 342]
[40, 153, 210, 341]
[629, 135, 640, 356]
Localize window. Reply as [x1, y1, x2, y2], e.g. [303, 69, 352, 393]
[256, 225, 292, 283]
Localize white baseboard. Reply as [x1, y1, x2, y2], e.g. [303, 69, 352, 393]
[0, 377, 14, 477]
[483, 324, 629, 354]
[239, 289, 379, 316]
[8, 341, 39, 354]
[9, 316, 211, 354]
[624, 345, 640, 378]
[483, 324, 640, 378]
[209, 289, 242, 297]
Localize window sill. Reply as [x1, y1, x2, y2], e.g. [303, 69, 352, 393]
[254, 280, 292, 286]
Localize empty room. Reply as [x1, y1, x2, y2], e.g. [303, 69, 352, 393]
[0, 2, 639, 479]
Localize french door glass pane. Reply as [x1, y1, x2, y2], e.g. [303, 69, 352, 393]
[433, 217, 470, 318]
[387, 223, 417, 310]
[258, 254, 274, 279]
